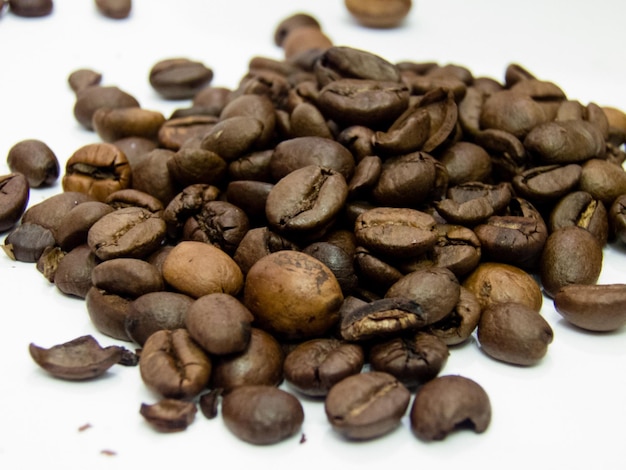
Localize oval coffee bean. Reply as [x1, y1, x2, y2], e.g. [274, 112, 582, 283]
[344, 0, 412, 28]
[523, 120, 605, 164]
[73, 85, 140, 130]
[91, 258, 164, 298]
[554, 283, 626, 332]
[0, 173, 29, 232]
[410, 375, 491, 441]
[222, 385, 304, 445]
[6, 139, 60, 188]
[324, 371, 410, 440]
[149, 58, 214, 100]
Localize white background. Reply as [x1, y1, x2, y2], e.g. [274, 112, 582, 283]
[1, 1, 625, 469]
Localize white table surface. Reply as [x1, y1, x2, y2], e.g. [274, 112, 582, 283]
[1, 1, 625, 469]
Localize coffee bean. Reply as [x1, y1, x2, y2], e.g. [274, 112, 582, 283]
[222, 385, 304, 445]
[273, 12, 321, 47]
[73, 86, 140, 131]
[68, 68, 102, 94]
[139, 399, 197, 433]
[149, 58, 214, 100]
[54, 244, 98, 298]
[94, 0, 131, 19]
[549, 191, 609, 246]
[85, 286, 132, 341]
[6, 139, 60, 188]
[3, 222, 55, 263]
[91, 258, 164, 298]
[609, 194, 626, 244]
[8, 0, 52, 17]
[324, 371, 410, 440]
[554, 283, 626, 332]
[0, 173, 29, 232]
[344, 0, 412, 29]
[92, 107, 165, 143]
[410, 375, 491, 441]
[55, 201, 115, 251]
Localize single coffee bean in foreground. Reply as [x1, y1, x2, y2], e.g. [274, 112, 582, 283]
[6, 139, 60, 188]
[554, 283, 626, 332]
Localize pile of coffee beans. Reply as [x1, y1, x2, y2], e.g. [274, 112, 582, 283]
[3, 11, 626, 446]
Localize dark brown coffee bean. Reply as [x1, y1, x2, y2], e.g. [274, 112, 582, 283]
[554, 283, 626, 332]
[157, 115, 218, 151]
[6, 139, 60, 188]
[224, 180, 273, 226]
[415, 224, 482, 277]
[353, 247, 404, 295]
[91, 258, 164, 298]
[274, 13, 322, 47]
[140, 399, 197, 433]
[283, 338, 364, 397]
[54, 244, 98, 298]
[426, 286, 482, 346]
[477, 302, 553, 366]
[524, 120, 605, 164]
[185, 293, 254, 356]
[92, 107, 165, 143]
[87, 207, 166, 261]
[222, 385, 304, 445]
[95, 0, 131, 19]
[166, 148, 226, 189]
[127, 148, 179, 206]
[62, 143, 132, 202]
[227, 149, 274, 182]
[410, 375, 491, 441]
[540, 226, 603, 298]
[125, 291, 193, 346]
[232, 226, 300, 275]
[344, 0, 412, 28]
[55, 201, 115, 251]
[8, 0, 52, 17]
[219, 94, 276, 149]
[68, 68, 102, 94]
[73, 85, 140, 130]
[578, 158, 626, 206]
[139, 329, 212, 399]
[0, 173, 29, 233]
[29, 335, 124, 380]
[549, 191, 609, 246]
[3, 222, 55, 263]
[324, 371, 410, 440]
[161, 184, 221, 239]
[149, 58, 213, 100]
[21, 191, 95, 236]
[435, 182, 513, 226]
[480, 90, 550, 138]
[439, 141, 492, 186]
[210, 328, 284, 393]
[85, 286, 132, 341]
[244, 250, 343, 340]
[474, 128, 527, 181]
[369, 332, 449, 388]
[463, 262, 543, 312]
[200, 116, 265, 162]
[609, 194, 626, 244]
[315, 46, 401, 86]
[105, 189, 164, 214]
[512, 164, 582, 204]
[302, 241, 358, 294]
[198, 388, 222, 420]
[162, 240, 243, 298]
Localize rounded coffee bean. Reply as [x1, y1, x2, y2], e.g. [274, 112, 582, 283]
[439, 141, 492, 185]
[87, 207, 166, 261]
[283, 338, 365, 397]
[324, 371, 410, 440]
[6, 139, 59, 188]
[410, 375, 491, 441]
[149, 58, 214, 100]
[3, 222, 55, 263]
[232, 226, 300, 275]
[95, 0, 131, 19]
[92, 107, 166, 143]
[554, 283, 626, 332]
[185, 293, 254, 356]
[426, 286, 482, 346]
[539, 226, 603, 298]
[73, 86, 140, 130]
[243, 250, 344, 340]
[54, 244, 98, 298]
[21, 191, 95, 236]
[344, 0, 412, 29]
[139, 329, 212, 399]
[85, 286, 132, 341]
[463, 262, 543, 311]
[161, 240, 243, 299]
[125, 291, 193, 346]
[0, 173, 29, 232]
[55, 201, 115, 251]
[523, 120, 605, 164]
[221, 385, 304, 445]
[68, 68, 102, 94]
[8, 0, 52, 17]
[274, 12, 321, 46]
[91, 258, 164, 298]
[609, 194, 626, 244]
[477, 302, 553, 366]
[578, 158, 626, 206]
[210, 328, 284, 393]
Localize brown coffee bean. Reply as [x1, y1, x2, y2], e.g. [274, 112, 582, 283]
[410, 375, 491, 441]
[478, 302, 553, 366]
[21, 191, 95, 236]
[222, 385, 304, 445]
[92, 107, 165, 143]
[29, 335, 124, 380]
[6, 139, 60, 188]
[524, 120, 605, 164]
[139, 329, 212, 399]
[344, 0, 412, 28]
[512, 164, 582, 205]
[8, 0, 52, 17]
[324, 371, 410, 440]
[157, 115, 218, 151]
[549, 191, 609, 246]
[54, 244, 98, 298]
[55, 201, 115, 251]
[105, 189, 164, 214]
[435, 182, 513, 226]
[274, 12, 322, 47]
[85, 286, 132, 341]
[139, 399, 197, 433]
[426, 286, 482, 346]
[609, 194, 626, 244]
[73, 85, 140, 131]
[68, 68, 102, 94]
[91, 258, 164, 298]
[95, 0, 131, 19]
[439, 141, 492, 185]
[149, 58, 214, 100]
[282, 26, 332, 60]
[554, 283, 626, 332]
[578, 158, 626, 206]
[0, 173, 29, 232]
[480, 90, 550, 138]
[3, 222, 56, 263]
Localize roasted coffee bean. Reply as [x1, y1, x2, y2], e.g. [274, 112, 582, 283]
[228, 149, 274, 182]
[219, 94, 276, 149]
[540, 226, 603, 298]
[578, 158, 626, 206]
[288, 101, 334, 139]
[167, 147, 227, 188]
[436, 182, 513, 227]
[73, 85, 140, 131]
[477, 302, 553, 366]
[549, 191, 609, 246]
[192, 86, 232, 113]
[54, 244, 98, 298]
[0, 173, 29, 232]
[283, 338, 365, 397]
[68, 68, 102, 94]
[200, 116, 265, 162]
[105, 189, 164, 214]
[87, 207, 166, 261]
[95, 0, 131, 19]
[6, 139, 59, 188]
[224, 180, 273, 226]
[439, 141, 492, 185]
[62, 143, 132, 202]
[8, 0, 52, 17]
[265, 165, 348, 240]
[315, 46, 401, 86]
[222, 385, 304, 445]
[125, 291, 193, 346]
[112, 136, 158, 168]
[233, 226, 300, 275]
[85, 286, 132, 341]
[282, 26, 332, 61]
[161, 240, 243, 299]
[92, 107, 165, 143]
[474, 128, 527, 181]
[162, 184, 221, 238]
[199, 388, 222, 420]
[55, 201, 115, 251]
[344, 0, 412, 28]
[324, 371, 410, 440]
[3, 222, 55, 263]
[609, 194, 626, 244]
[524, 120, 605, 164]
[210, 328, 284, 393]
[512, 164, 582, 205]
[353, 247, 404, 295]
[149, 58, 214, 100]
[91, 258, 164, 298]
[369, 332, 449, 388]
[185, 293, 254, 356]
[302, 241, 358, 294]
[426, 286, 482, 346]
[244, 250, 343, 340]
[410, 375, 491, 441]
[140, 399, 197, 433]
[274, 12, 322, 47]
[21, 191, 95, 236]
[463, 262, 543, 311]
[36, 246, 64, 282]
[139, 329, 212, 399]
[126, 148, 179, 206]
[29, 335, 124, 380]
[554, 283, 626, 332]
[479, 90, 550, 138]
[157, 115, 218, 151]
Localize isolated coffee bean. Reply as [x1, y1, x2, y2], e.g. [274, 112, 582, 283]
[95, 0, 131, 19]
[222, 385, 304, 445]
[554, 283, 626, 332]
[6, 139, 60, 188]
[139, 329, 212, 399]
[8, 0, 52, 17]
[283, 338, 364, 397]
[324, 371, 410, 440]
[344, 0, 412, 28]
[149, 58, 214, 100]
[273, 12, 322, 47]
[410, 375, 491, 441]
[478, 302, 553, 366]
[0, 173, 29, 232]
